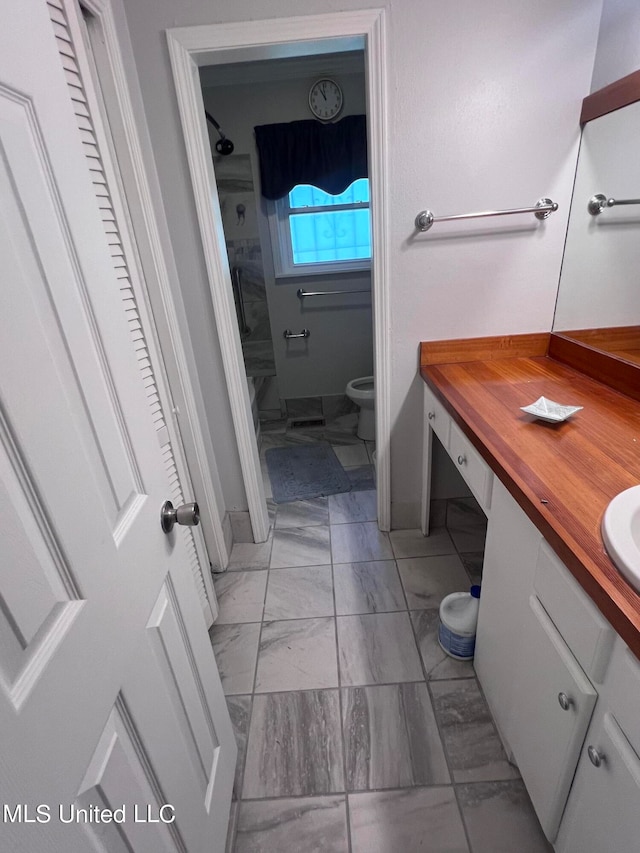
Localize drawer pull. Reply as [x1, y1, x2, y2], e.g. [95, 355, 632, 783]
[557, 692, 573, 711]
[587, 745, 605, 768]
[457, 454, 466, 466]
[428, 411, 435, 420]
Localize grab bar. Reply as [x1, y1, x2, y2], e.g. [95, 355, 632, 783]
[415, 197, 558, 232]
[283, 329, 310, 339]
[297, 288, 371, 299]
[231, 266, 251, 338]
[588, 193, 640, 215]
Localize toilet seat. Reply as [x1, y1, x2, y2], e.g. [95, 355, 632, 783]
[345, 376, 375, 440]
[347, 376, 375, 398]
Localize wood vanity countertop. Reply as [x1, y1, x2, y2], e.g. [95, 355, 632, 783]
[420, 347, 640, 659]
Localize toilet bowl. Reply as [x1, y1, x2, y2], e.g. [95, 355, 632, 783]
[345, 376, 375, 441]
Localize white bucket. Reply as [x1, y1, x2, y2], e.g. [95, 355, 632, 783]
[438, 585, 481, 660]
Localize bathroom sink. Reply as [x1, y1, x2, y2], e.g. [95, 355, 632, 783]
[602, 485, 640, 592]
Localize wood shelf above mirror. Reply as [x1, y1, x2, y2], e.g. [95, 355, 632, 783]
[580, 68, 640, 124]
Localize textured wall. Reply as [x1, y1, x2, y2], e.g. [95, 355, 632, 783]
[120, 0, 602, 522]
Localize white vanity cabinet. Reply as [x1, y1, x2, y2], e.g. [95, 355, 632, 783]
[556, 642, 640, 853]
[421, 378, 640, 850]
[472, 476, 615, 844]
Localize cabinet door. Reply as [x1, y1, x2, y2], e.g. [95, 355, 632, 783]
[507, 595, 597, 842]
[475, 479, 543, 752]
[557, 712, 640, 853]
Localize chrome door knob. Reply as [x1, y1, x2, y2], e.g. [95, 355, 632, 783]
[161, 500, 200, 534]
[428, 411, 435, 420]
[457, 454, 466, 466]
[558, 692, 573, 711]
[587, 745, 604, 768]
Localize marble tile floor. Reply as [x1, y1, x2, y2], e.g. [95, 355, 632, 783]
[212, 421, 547, 851]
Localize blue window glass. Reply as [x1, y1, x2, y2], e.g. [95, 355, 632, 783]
[287, 179, 371, 265]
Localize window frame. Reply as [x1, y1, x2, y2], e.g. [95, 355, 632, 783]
[267, 182, 372, 278]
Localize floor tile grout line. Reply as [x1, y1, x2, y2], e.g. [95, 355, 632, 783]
[395, 546, 467, 797]
[403, 560, 474, 852]
[235, 771, 535, 805]
[452, 778, 476, 853]
[330, 523, 354, 853]
[226, 676, 475, 701]
[230, 554, 269, 808]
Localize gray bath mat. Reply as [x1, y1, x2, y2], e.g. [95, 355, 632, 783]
[265, 442, 352, 503]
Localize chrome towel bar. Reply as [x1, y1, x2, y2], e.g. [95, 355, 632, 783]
[588, 193, 640, 215]
[415, 197, 558, 232]
[283, 328, 310, 339]
[297, 288, 371, 299]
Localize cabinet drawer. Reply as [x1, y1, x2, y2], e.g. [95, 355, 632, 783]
[424, 384, 450, 449]
[507, 594, 597, 842]
[449, 422, 493, 512]
[534, 541, 614, 684]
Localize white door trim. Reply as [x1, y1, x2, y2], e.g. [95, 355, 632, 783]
[79, 0, 232, 566]
[166, 8, 392, 532]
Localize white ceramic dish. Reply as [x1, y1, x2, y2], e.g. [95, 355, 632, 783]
[520, 396, 583, 423]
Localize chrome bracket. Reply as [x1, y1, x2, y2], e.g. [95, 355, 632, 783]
[283, 329, 311, 339]
[587, 193, 609, 216]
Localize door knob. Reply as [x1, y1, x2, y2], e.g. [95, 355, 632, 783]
[587, 745, 605, 768]
[558, 692, 573, 711]
[161, 500, 200, 534]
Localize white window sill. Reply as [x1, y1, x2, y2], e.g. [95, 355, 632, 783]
[274, 261, 371, 279]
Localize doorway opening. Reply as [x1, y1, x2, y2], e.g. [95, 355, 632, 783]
[199, 49, 377, 515]
[166, 11, 391, 542]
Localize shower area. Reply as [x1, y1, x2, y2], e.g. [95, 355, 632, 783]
[199, 50, 374, 451]
[203, 119, 278, 435]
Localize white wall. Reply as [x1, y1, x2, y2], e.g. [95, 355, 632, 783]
[591, 0, 640, 91]
[202, 70, 374, 400]
[121, 0, 602, 525]
[107, 0, 246, 518]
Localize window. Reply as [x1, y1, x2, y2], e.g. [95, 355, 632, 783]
[268, 179, 371, 277]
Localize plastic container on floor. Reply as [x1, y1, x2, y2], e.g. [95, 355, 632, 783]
[438, 585, 481, 660]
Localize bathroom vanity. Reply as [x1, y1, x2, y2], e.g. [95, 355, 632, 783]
[420, 335, 640, 852]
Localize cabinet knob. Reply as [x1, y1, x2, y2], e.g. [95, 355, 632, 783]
[557, 692, 573, 711]
[457, 454, 466, 466]
[428, 411, 435, 420]
[587, 745, 605, 768]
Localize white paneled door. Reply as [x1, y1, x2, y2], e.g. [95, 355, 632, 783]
[0, 3, 236, 852]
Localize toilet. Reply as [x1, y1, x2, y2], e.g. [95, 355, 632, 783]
[345, 376, 375, 440]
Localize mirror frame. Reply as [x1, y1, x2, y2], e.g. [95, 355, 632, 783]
[550, 68, 640, 403]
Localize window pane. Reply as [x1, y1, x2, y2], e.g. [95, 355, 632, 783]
[289, 178, 369, 208]
[290, 209, 371, 264]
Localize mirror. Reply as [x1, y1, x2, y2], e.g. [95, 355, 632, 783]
[553, 74, 640, 371]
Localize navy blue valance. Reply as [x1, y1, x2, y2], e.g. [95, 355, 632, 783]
[254, 115, 368, 201]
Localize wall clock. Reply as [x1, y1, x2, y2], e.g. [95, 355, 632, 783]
[308, 78, 343, 122]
